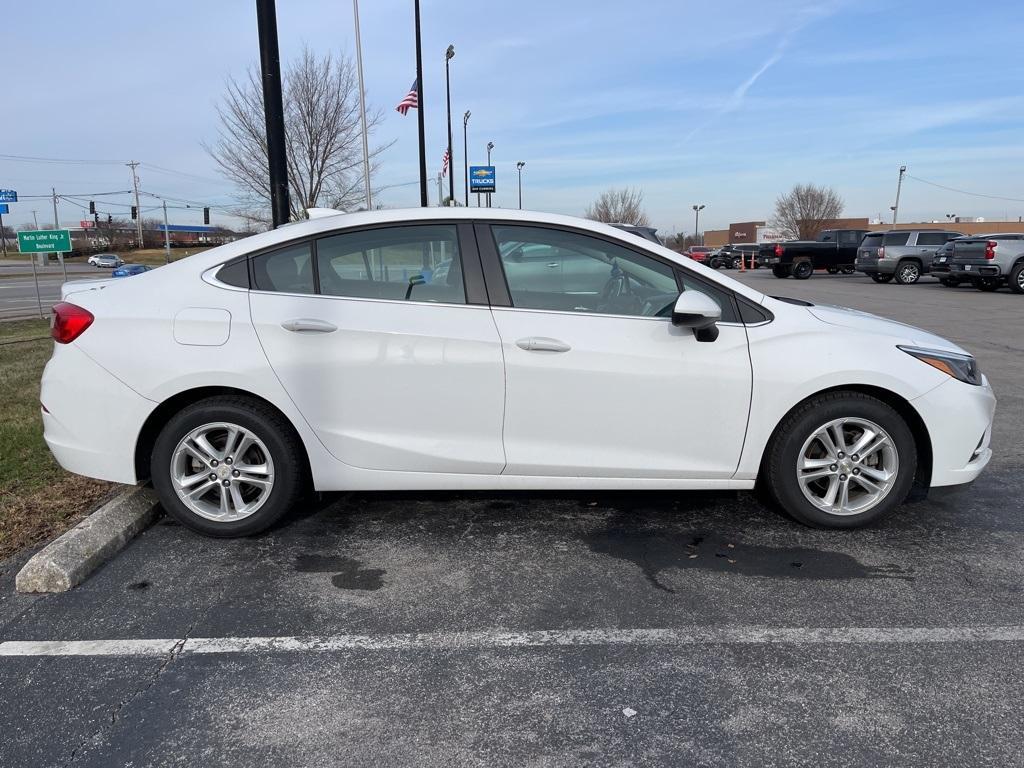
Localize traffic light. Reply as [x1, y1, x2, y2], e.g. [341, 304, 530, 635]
[94, 213, 99, 227]
[107, 214, 112, 224]
[203, 207, 210, 225]
[89, 200, 96, 214]
[131, 205, 137, 220]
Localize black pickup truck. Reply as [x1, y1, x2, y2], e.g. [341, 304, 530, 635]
[758, 229, 870, 279]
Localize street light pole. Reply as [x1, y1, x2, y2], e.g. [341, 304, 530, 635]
[692, 204, 705, 246]
[516, 161, 525, 209]
[892, 165, 906, 225]
[255, 0, 291, 226]
[486, 141, 494, 208]
[162, 200, 171, 263]
[413, 0, 428, 206]
[444, 45, 455, 206]
[463, 111, 471, 207]
[352, 0, 372, 210]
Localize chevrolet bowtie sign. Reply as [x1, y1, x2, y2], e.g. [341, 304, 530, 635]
[469, 166, 495, 193]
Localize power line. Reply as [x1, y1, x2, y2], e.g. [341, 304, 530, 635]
[0, 153, 124, 166]
[906, 174, 1024, 204]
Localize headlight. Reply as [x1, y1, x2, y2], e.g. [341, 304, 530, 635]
[899, 346, 981, 386]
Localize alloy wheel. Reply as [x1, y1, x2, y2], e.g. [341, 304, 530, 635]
[897, 263, 920, 283]
[796, 418, 899, 516]
[170, 421, 275, 522]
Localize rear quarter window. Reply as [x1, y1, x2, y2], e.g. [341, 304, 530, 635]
[916, 232, 959, 246]
[883, 232, 911, 246]
[860, 234, 884, 248]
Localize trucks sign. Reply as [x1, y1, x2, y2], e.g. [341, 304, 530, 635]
[469, 166, 495, 193]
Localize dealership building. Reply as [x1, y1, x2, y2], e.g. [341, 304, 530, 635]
[704, 218, 1024, 247]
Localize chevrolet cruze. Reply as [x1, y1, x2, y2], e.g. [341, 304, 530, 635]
[41, 208, 995, 536]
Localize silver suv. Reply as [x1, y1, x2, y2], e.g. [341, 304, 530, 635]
[856, 229, 963, 284]
[948, 233, 1024, 293]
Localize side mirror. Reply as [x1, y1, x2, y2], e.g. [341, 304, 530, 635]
[671, 290, 721, 342]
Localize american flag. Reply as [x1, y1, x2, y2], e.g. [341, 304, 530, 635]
[395, 79, 418, 115]
[441, 147, 450, 177]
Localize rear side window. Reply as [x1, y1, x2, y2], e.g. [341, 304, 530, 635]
[252, 243, 315, 294]
[916, 232, 960, 246]
[316, 225, 465, 304]
[216, 259, 250, 288]
[883, 232, 911, 246]
[860, 233, 884, 248]
[838, 231, 862, 245]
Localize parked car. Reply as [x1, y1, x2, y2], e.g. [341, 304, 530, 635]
[759, 229, 868, 279]
[42, 208, 994, 537]
[948, 233, 1024, 293]
[684, 246, 714, 264]
[112, 264, 151, 278]
[855, 229, 963, 285]
[89, 253, 123, 268]
[930, 239, 963, 287]
[610, 223, 662, 245]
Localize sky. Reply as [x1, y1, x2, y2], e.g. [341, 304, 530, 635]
[3, 0, 1024, 236]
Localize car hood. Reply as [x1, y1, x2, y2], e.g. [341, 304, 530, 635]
[807, 304, 969, 355]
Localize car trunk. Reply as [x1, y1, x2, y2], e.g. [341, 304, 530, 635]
[857, 234, 884, 264]
[952, 238, 989, 262]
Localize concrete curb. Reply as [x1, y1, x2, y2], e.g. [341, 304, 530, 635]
[15, 487, 162, 593]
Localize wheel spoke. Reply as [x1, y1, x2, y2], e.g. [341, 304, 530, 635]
[832, 478, 850, 513]
[848, 428, 877, 458]
[229, 484, 247, 514]
[814, 429, 840, 459]
[801, 456, 834, 470]
[828, 424, 848, 455]
[237, 474, 272, 491]
[852, 474, 883, 495]
[233, 433, 256, 462]
[234, 462, 269, 477]
[800, 467, 834, 482]
[185, 478, 218, 500]
[822, 476, 841, 507]
[192, 433, 222, 463]
[218, 484, 231, 517]
[177, 471, 211, 490]
[859, 464, 893, 484]
[222, 426, 241, 458]
[859, 434, 890, 462]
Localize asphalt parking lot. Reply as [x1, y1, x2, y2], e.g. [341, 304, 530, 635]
[1, 268, 1022, 767]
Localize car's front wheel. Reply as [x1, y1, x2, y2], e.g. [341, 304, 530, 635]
[151, 396, 307, 537]
[764, 392, 917, 528]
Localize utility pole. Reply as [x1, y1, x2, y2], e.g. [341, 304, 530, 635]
[692, 204, 705, 246]
[413, 0, 428, 206]
[892, 165, 906, 225]
[162, 200, 171, 263]
[486, 141, 494, 208]
[256, 0, 291, 226]
[0, 208, 7, 256]
[352, 0, 372, 210]
[436, 172, 443, 207]
[52, 188, 67, 279]
[516, 161, 525, 209]
[127, 162, 144, 248]
[32, 210, 39, 229]
[444, 45, 455, 206]
[463, 111, 471, 207]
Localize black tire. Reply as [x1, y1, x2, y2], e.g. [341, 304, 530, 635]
[732, 257, 743, 270]
[841, 266, 856, 275]
[893, 260, 922, 284]
[870, 273, 893, 283]
[938, 277, 960, 287]
[772, 265, 791, 278]
[792, 260, 813, 279]
[976, 278, 1000, 292]
[1008, 262, 1024, 294]
[151, 396, 307, 537]
[709, 258, 722, 270]
[826, 266, 839, 275]
[764, 391, 917, 529]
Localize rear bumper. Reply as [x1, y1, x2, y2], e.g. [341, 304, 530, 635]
[913, 376, 996, 488]
[950, 261, 1002, 278]
[41, 344, 153, 485]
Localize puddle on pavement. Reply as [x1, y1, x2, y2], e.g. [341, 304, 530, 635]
[585, 521, 912, 592]
[294, 554, 386, 591]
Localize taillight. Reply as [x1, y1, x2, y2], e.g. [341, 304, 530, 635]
[985, 240, 997, 260]
[774, 244, 784, 257]
[51, 302, 94, 344]
[878, 246, 885, 258]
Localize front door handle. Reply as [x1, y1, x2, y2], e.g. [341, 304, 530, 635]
[281, 318, 337, 334]
[515, 336, 571, 353]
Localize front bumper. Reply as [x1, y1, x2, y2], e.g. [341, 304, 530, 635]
[41, 344, 154, 484]
[913, 375, 996, 488]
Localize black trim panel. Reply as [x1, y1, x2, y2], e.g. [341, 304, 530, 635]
[474, 222, 512, 307]
[457, 222, 488, 305]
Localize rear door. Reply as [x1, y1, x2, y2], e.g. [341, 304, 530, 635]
[248, 222, 506, 475]
[478, 223, 753, 479]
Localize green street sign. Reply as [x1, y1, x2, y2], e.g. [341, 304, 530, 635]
[18, 229, 72, 254]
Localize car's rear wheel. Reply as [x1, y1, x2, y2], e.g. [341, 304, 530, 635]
[764, 392, 917, 528]
[792, 261, 813, 279]
[870, 273, 893, 283]
[732, 256, 743, 270]
[1008, 263, 1024, 294]
[975, 278, 1000, 292]
[841, 266, 856, 274]
[894, 260, 922, 284]
[938, 277, 960, 287]
[827, 266, 839, 274]
[151, 396, 306, 537]
[772, 265, 791, 278]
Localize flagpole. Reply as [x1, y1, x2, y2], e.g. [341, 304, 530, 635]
[414, 0, 428, 207]
[353, 0, 372, 210]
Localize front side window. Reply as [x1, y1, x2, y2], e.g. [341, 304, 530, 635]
[491, 225, 678, 317]
[316, 225, 465, 304]
[252, 242, 315, 294]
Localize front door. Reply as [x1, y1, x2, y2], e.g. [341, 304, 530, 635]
[249, 223, 506, 475]
[482, 224, 752, 479]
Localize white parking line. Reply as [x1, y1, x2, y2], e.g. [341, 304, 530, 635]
[3, 626, 1024, 657]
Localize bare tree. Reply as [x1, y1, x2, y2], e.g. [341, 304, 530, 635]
[585, 188, 651, 227]
[772, 183, 844, 240]
[206, 46, 391, 224]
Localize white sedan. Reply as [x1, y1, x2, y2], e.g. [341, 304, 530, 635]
[42, 208, 995, 536]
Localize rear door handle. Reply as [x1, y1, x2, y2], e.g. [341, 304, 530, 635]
[281, 318, 337, 334]
[515, 336, 571, 353]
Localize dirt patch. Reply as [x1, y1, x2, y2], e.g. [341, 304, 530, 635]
[0, 475, 114, 559]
